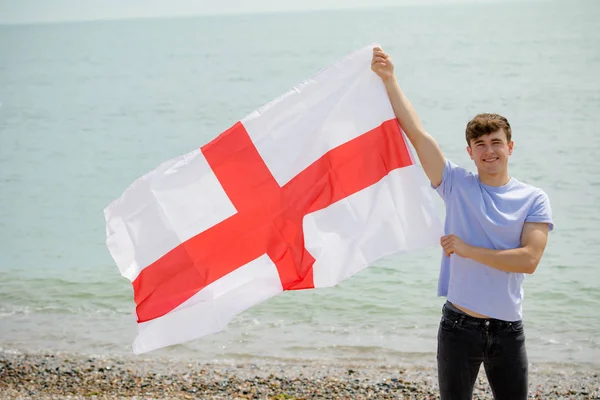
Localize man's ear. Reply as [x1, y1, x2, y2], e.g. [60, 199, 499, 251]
[508, 141, 514, 155]
[466, 145, 473, 160]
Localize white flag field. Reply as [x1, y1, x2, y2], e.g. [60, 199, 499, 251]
[104, 44, 443, 354]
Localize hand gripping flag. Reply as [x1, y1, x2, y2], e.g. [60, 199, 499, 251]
[104, 44, 443, 354]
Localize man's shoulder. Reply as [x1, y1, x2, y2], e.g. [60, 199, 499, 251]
[446, 159, 476, 181]
[510, 178, 554, 230]
[510, 178, 549, 199]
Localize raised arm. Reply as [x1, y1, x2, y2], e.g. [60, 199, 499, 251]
[371, 47, 445, 187]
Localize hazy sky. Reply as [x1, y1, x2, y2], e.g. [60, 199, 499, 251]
[0, 0, 506, 25]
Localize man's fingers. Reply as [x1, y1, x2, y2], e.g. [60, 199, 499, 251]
[373, 49, 388, 58]
[371, 62, 387, 70]
[440, 235, 458, 257]
[441, 240, 455, 257]
[440, 234, 455, 242]
[441, 241, 454, 255]
[371, 56, 388, 66]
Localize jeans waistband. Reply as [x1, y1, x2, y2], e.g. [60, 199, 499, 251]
[442, 302, 520, 331]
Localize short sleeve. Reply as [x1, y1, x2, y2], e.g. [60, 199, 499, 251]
[431, 159, 464, 201]
[525, 190, 554, 231]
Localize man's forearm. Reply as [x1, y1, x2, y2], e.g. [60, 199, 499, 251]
[465, 245, 539, 274]
[382, 77, 427, 142]
[381, 77, 445, 186]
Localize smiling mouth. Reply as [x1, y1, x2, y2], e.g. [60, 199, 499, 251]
[482, 157, 499, 163]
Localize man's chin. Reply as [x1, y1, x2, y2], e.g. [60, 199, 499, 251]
[477, 164, 504, 175]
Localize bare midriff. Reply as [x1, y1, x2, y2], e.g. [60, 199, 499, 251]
[452, 302, 490, 319]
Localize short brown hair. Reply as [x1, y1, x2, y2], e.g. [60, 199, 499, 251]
[465, 113, 512, 145]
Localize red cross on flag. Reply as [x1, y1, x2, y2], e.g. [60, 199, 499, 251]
[104, 44, 443, 354]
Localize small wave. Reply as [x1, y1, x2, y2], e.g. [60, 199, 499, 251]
[0, 348, 22, 355]
[0, 312, 16, 317]
[0, 304, 131, 316]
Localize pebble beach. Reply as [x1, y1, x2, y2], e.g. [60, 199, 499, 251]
[1, 351, 598, 399]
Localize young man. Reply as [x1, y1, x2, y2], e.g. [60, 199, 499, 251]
[371, 47, 554, 400]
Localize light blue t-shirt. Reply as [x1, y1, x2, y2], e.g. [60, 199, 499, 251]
[434, 159, 554, 321]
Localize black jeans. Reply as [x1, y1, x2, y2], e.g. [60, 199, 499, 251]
[437, 302, 528, 400]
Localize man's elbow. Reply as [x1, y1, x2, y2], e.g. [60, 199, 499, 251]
[523, 254, 542, 274]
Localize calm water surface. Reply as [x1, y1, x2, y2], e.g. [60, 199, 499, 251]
[1, 0, 599, 368]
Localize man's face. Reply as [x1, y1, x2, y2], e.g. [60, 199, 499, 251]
[467, 129, 514, 176]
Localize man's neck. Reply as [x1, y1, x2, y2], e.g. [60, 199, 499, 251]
[478, 171, 511, 187]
